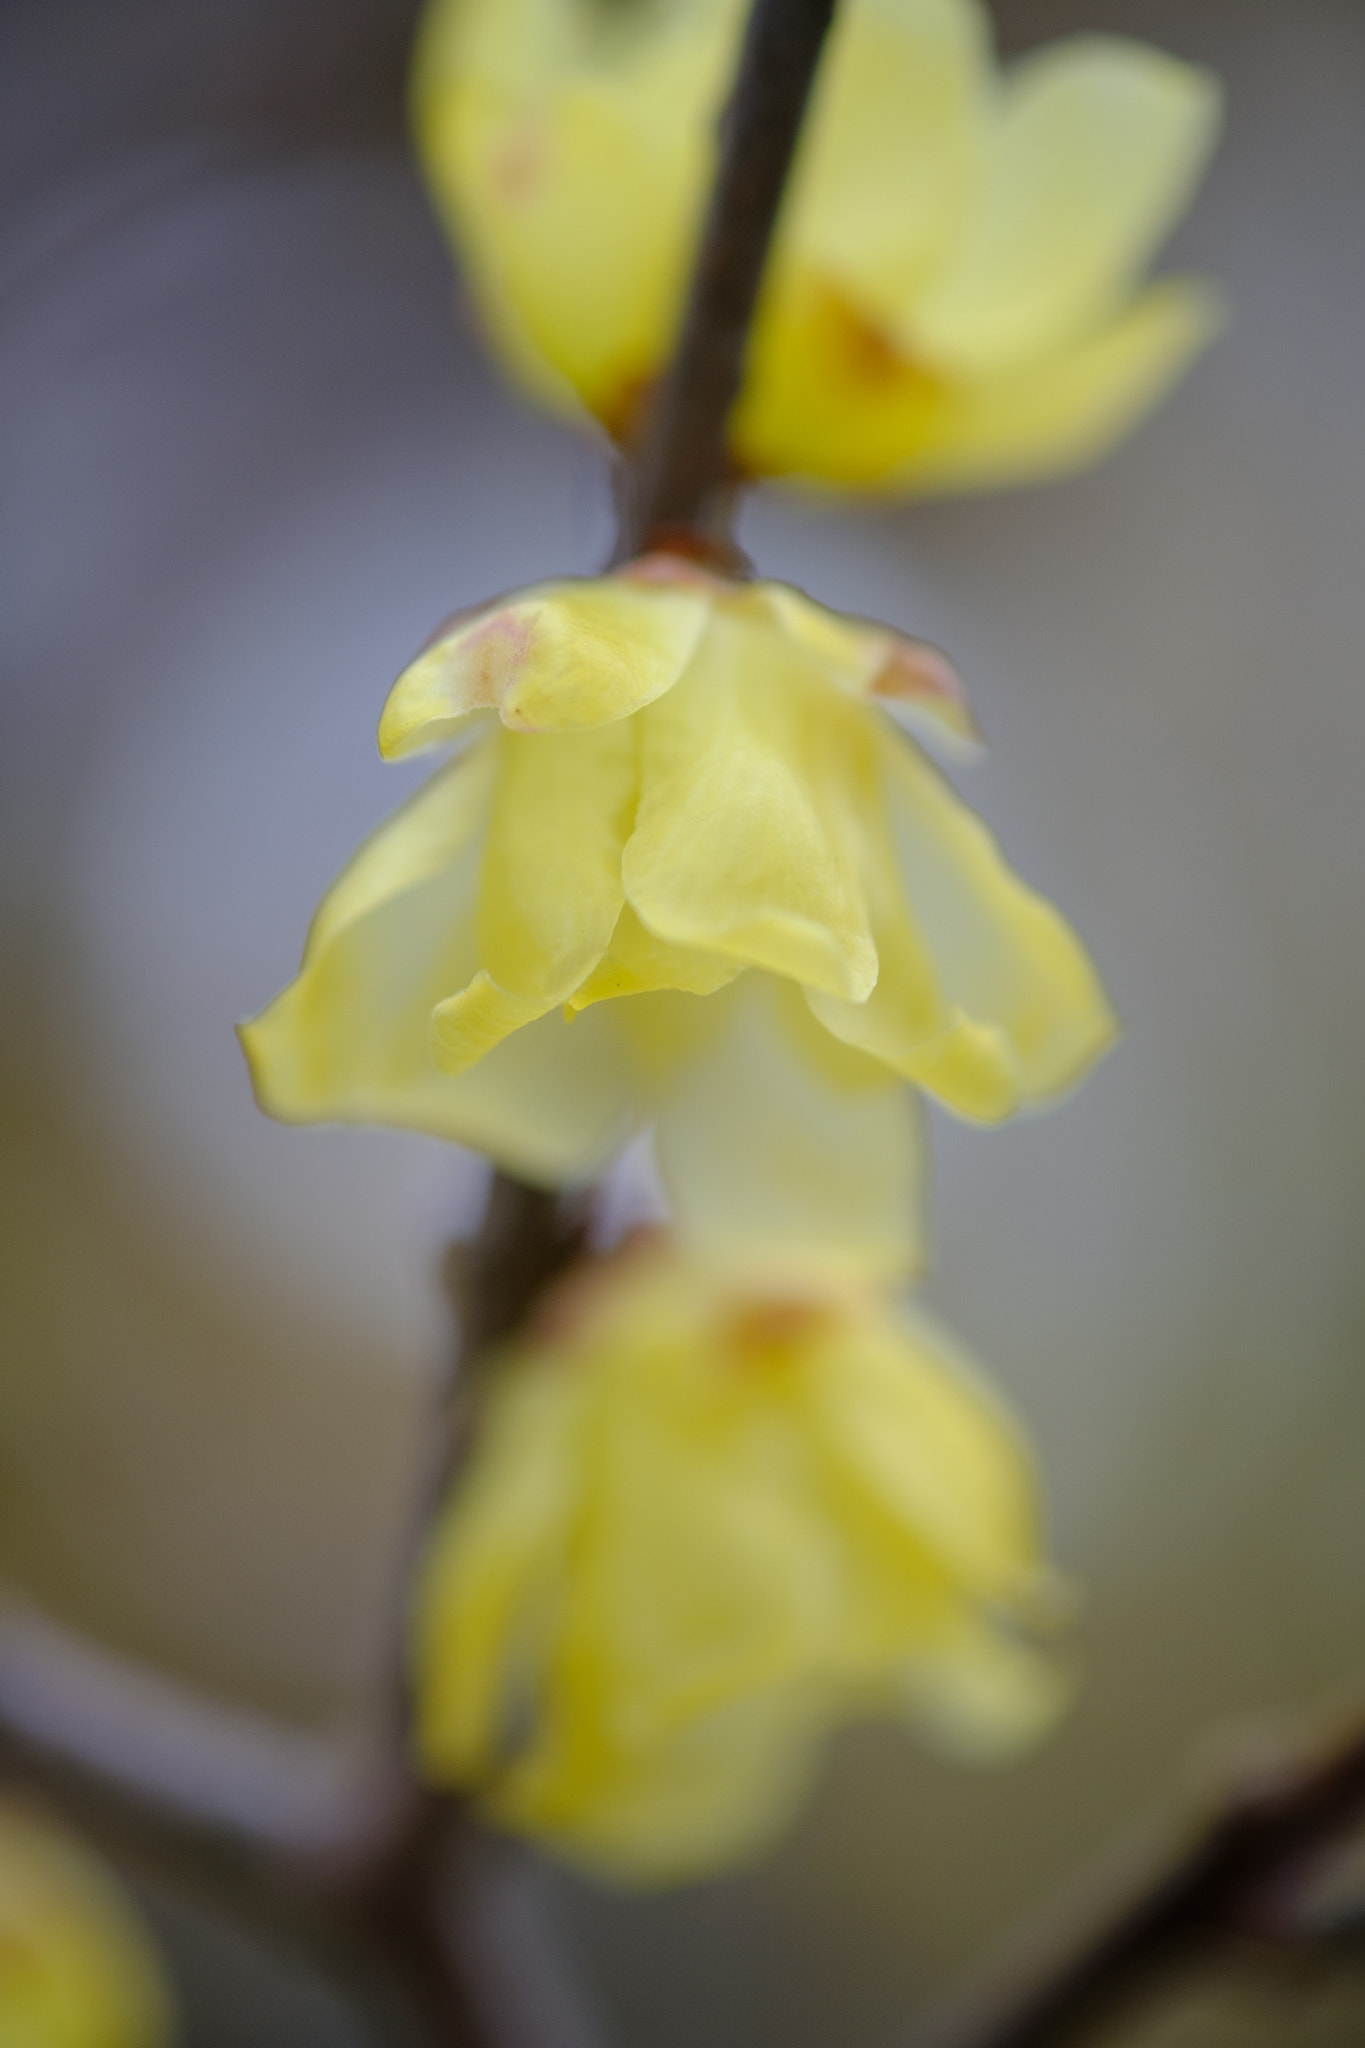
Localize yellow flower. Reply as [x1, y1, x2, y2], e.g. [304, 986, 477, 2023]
[412, 1244, 1067, 1883]
[412, 0, 1223, 493]
[0, 1803, 172, 2048]
[241, 560, 1113, 1276]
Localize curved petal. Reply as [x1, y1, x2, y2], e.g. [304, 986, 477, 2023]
[379, 579, 711, 756]
[411, 0, 742, 422]
[762, 579, 978, 752]
[240, 757, 636, 1180]
[893, 280, 1224, 493]
[803, 773, 974, 1101]
[899, 1620, 1071, 1762]
[476, 720, 636, 1004]
[569, 904, 741, 1010]
[306, 743, 495, 954]
[490, 1685, 825, 1885]
[648, 977, 927, 1281]
[735, 272, 1220, 493]
[623, 608, 879, 1000]
[413, 1357, 587, 1782]
[808, 1306, 1045, 1605]
[883, 733, 1116, 1117]
[781, 0, 987, 330]
[910, 36, 1223, 373]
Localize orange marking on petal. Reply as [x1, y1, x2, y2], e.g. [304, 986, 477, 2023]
[723, 1295, 836, 1365]
[872, 639, 981, 742]
[489, 125, 545, 205]
[459, 609, 538, 712]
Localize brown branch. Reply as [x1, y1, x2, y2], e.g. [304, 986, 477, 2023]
[614, 0, 839, 562]
[948, 1713, 1365, 2048]
[0, 1714, 475, 2047]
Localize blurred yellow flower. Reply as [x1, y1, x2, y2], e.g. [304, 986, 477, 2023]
[0, 1803, 171, 2048]
[412, 1244, 1067, 1883]
[241, 560, 1112, 1275]
[412, 0, 1223, 493]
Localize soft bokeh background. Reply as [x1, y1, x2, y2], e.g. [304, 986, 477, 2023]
[2, 0, 1364, 2041]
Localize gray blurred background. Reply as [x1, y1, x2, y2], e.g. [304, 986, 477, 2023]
[2, 0, 1364, 2041]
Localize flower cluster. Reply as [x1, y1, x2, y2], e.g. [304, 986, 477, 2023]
[412, 0, 1221, 493]
[242, 558, 1111, 1275]
[413, 1244, 1065, 1882]
[242, 0, 1221, 1884]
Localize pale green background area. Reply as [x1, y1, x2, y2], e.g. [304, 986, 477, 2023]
[1, 0, 1363, 2042]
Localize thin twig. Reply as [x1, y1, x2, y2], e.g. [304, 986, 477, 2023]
[949, 1714, 1365, 2048]
[614, 0, 839, 561]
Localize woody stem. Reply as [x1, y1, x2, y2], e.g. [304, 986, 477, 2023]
[951, 1715, 1365, 2048]
[613, 0, 839, 561]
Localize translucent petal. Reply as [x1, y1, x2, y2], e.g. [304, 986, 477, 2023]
[735, 272, 1220, 493]
[569, 904, 741, 1010]
[899, 1621, 1072, 1761]
[498, 1689, 824, 1884]
[240, 754, 634, 1179]
[379, 578, 711, 756]
[761, 580, 978, 752]
[411, 0, 742, 422]
[891, 281, 1224, 493]
[807, 1306, 1044, 1603]
[548, 1311, 835, 1741]
[911, 36, 1223, 372]
[624, 609, 879, 1001]
[648, 978, 927, 1280]
[476, 720, 636, 1004]
[781, 0, 987, 330]
[428, 969, 553, 1074]
[413, 1358, 586, 1782]
[881, 733, 1116, 1118]
[306, 743, 495, 953]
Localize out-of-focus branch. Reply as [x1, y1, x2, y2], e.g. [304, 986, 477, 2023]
[614, 0, 839, 561]
[947, 1712, 1365, 2048]
[0, 1709, 486, 2047]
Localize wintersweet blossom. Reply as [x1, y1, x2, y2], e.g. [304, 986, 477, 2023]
[0, 1803, 171, 2048]
[412, 0, 1223, 493]
[412, 1244, 1066, 1883]
[241, 560, 1113, 1275]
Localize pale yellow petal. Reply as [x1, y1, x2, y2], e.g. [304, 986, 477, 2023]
[490, 1689, 824, 1885]
[476, 720, 636, 1003]
[648, 977, 927, 1281]
[781, 0, 987, 330]
[306, 742, 495, 954]
[379, 579, 710, 756]
[810, 716, 1116, 1119]
[240, 753, 635, 1179]
[911, 36, 1223, 372]
[900, 1621, 1072, 1761]
[892, 280, 1224, 493]
[241, 752, 489, 1124]
[624, 608, 879, 1000]
[880, 734, 1116, 1116]
[411, 0, 742, 422]
[428, 970, 552, 1074]
[569, 903, 741, 1010]
[735, 272, 1220, 493]
[0, 1806, 173, 2048]
[413, 1358, 586, 1782]
[549, 1311, 834, 1740]
[761, 580, 979, 753]
[808, 1306, 1044, 1603]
